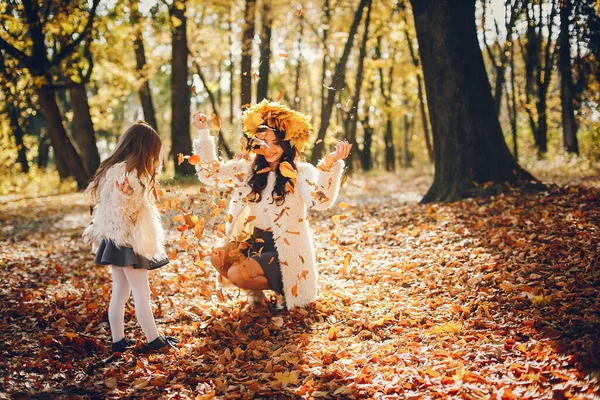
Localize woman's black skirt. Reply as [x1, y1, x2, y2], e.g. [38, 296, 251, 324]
[95, 239, 169, 270]
[239, 228, 284, 294]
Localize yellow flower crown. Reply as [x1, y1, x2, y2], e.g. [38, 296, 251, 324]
[241, 99, 313, 151]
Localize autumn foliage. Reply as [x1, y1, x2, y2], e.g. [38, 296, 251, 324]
[0, 175, 599, 397]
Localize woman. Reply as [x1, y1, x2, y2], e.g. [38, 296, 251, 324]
[192, 100, 351, 310]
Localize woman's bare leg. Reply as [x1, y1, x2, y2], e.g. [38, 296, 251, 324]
[209, 242, 241, 279]
[227, 258, 272, 291]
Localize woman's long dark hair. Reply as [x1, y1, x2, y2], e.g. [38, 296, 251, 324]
[247, 126, 299, 206]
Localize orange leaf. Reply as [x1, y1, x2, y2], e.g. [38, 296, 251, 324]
[291, 283, 298, 297]
[177, 153, 184, 165]
[276, 89, 286, 102]
[279, 53, 288, 58]
[211, 114, 221, 131]
[256, 167, 271, 174]
[188, 154, 201, 165]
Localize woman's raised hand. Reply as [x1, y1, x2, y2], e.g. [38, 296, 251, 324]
[192, 111, 209, 130]
[323, 140, 352, 169]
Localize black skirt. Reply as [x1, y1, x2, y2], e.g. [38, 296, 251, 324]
[95, 239, 169, 270]
[239, 228, 284, 294]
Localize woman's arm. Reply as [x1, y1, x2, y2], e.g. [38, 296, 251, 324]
[192, 112, 249, 187]
[299, 141, 351, 210]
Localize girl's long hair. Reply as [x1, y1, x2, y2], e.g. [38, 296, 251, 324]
[247, 126, 299, 206]
[86, 121, 162, 201]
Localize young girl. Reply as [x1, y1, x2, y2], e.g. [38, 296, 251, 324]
[83, 121, 177, 353]
[191, 100, 351, 310]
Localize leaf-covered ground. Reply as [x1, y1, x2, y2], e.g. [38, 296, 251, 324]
[1, 173, 599, 399]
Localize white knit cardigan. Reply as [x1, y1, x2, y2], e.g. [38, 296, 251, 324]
[83, 162, 166, 261]
[193, 132, 345, 309]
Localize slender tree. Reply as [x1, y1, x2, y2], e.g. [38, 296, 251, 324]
[169, 0, 194, 175]
[409, 0, 534, 203]
[240, 0, 257, 107]
[257, 0, 273, 102]
[559, 0, 578, 154]
[346, 0, 372, 172]
[131, 0, 159, 132]
[403, 12, 434, 163]
[311, 0, 370, 163]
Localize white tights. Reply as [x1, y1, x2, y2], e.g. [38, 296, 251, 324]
[108, 266, 159, 343]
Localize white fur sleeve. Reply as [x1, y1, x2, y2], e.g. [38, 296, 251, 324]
[298, 160, 345, 210]
[117, 171, 146, 221]
[192, 133, 250, 188]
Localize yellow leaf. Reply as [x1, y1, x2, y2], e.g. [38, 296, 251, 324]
[338, 202, 352, 209]
[276, 89, 285, 102]
[279, 162, 297, 179]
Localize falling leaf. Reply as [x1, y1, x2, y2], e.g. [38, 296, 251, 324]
[177, 153, 184, 165]
[211, 114, 221, 130]
[188, 154, 201, 166]
[279, 53, 288, 58]
[276, 89, 285, 102]
[337, 202, 352, 209]
[256, 167, 271, 174]
[291, 284, 298, 297]
[191, 85, 197, 95]
[297, 8, 303, 16]
[279, 162, 297, 179]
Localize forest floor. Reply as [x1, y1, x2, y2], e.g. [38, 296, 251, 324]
[1, 171, 599, 399]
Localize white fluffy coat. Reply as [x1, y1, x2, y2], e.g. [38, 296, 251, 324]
[193, 133, 345, 309]
[83, 162, 166, 261]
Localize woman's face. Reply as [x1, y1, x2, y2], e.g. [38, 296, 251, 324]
[261, 129, 284, 164]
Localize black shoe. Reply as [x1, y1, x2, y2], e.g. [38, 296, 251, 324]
[146, 335, 178, 352]
[111, 337, 134, 353]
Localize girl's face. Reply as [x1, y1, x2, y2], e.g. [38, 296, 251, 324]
[261, 129, 284, 164]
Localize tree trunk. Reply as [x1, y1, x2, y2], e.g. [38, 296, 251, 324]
[384, 118, 395, 171]
[404, 21, 434, 163]
[346, 0, 372, 172]
[240, 0, 257, 107]
[319, 0, 331, 122]
[311, 0, 370, 163]
[134, 35, 159, 132]
[170, 0, 194, 176]
[131, 0, 158, 132]
[37, 130, 50, 169]
[509, 39, 518, 161]
[409, 0, 534, 203]
[559, 0, 578, 154]
[402, 114, 410, 168]
[69, 83, 100, 176]
[256, 0, 272, 102]
[37, 85, 89, 188]
[228, 11, 235, 124]
[8, 105, 29, 173]
[360, 115, 373, 171]
[293, 14, 304, 109]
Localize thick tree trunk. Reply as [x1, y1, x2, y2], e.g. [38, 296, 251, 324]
[409, 0, 534, 203]
[170, 0, 194, 176]
[37, 131, 50, 169]
[240, 0, 256, 107]
[559, 0, 579, 154]
[311, 0, 370, 164]
[319, 0, 331, 123]
[228, 12, 235, 125]
[69, 83, 100, 176]
[37, 85, 89, 188]
[256, 0, 272, 102]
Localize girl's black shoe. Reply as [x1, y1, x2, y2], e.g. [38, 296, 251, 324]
[111, 337, 134, 353]
[146, 335, 178, 352]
